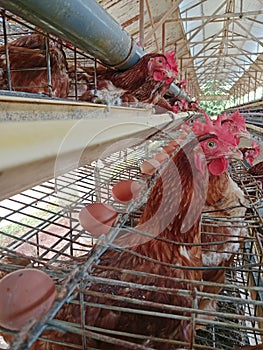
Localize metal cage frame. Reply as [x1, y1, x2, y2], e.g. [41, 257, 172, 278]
[0, 119, 263, 350]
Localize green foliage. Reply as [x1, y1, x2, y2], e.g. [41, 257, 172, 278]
[199, 82, 230, 116]
[199, 99, 228, 116]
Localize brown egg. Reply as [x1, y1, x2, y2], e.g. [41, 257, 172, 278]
[140, 158, 161, 175]
[162, 143, 177, 155]
[0, 268, 56, 331]
[168, 140, 179, 148]
[154, 152, 169, 164]
[111, 179, 142, 203]
[79, 202, 118, 237]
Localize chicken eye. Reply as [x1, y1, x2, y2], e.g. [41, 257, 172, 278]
[206, 141, 217, 149]
[158, 58, 163, 63]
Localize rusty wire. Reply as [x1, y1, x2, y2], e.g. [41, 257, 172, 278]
[0, 122, 262, 349]
[0, 10, 95, 100]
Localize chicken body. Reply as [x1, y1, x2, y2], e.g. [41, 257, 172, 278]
[198, 170, 248, 321]
[13, 136, 208, 350]
[78, 53, 176, 106]
[0, 33, 69, 97]
[248, 160, 263, 188]
[11, 126, 242, 350]
[202, 171, 248, 265]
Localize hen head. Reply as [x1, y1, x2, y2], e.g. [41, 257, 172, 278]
[243, 141, 261, 166]
[164, 50, 178, 84]
[251, 141, 261, 158]
[192, 114, 242, 175]
[147, 51, 177, 84]
[219, 110, 250, 143]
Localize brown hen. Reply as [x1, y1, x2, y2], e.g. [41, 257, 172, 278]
[195, 114, 249, 322]
[78, 52, 177, 106]
[2, 118, 243, 349]
[0, 33, 69, 97]
[248, 160, 263, 187]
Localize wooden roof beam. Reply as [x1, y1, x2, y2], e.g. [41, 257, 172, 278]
[212, 0, 234, 84]
[235, 20, 263, 48]
[228, 57, 263, 87]
[230, 41, 263, 72]
[246, 16, 263, 26]
[144, 0, 182, 43]
[145, 0, 159, 51]
[182, 0, 227, 43]
[139, 0, 145, 49]
[189, 37, 263, 44]
[165, 10, 263, 23]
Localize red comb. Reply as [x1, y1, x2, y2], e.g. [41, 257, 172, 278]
[164, 50, 178, 75]
[230, 110, 245, 126]
[220, 110, 245, 127]
[192, 113, 237, 146]
[251, 141, 261, 156]
[192, 113, 213, 135]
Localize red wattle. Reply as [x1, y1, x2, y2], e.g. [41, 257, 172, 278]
[208, 157, 228, 175]
[153, 71, 165, 81]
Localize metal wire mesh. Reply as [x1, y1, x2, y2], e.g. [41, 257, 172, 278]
[0, 9, 97, 101]
[0, 5, 263, 350]
[0, 123, 262, 349]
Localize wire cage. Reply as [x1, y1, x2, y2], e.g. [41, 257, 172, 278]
[0, 9, 101, 102]
[0, 7, 263, 350]
[0, 118, 263, 349]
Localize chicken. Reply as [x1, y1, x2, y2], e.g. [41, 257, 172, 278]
[193, 114, 249, 323]
[0, 32, 69, 98]
[156, 79, 199, 114]
[220, 110, 250, 144]
[78, 51, 177, 106]
[248, 160, 263, 187]
[0, 116, 244, 350]
[199, 171, 248, 314]
[240, 141, 261, 167]
[68, 63, 126, 103]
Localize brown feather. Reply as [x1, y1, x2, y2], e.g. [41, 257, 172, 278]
[248, 160, 263, 179]
[198, 171, 248, 326]
[78, 53, 172, 106]
[15, 138, 207, 350]
[0, 33, 69, 98]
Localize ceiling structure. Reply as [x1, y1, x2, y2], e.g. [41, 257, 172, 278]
[97, 0, 263, 103]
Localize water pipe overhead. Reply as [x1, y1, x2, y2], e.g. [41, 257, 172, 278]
[0, 0, 191, 101]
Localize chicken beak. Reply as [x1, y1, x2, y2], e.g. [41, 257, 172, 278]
[162, 67, 175, 78]
[227, 148, 243, 160]
[239, 129, 250, 139]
